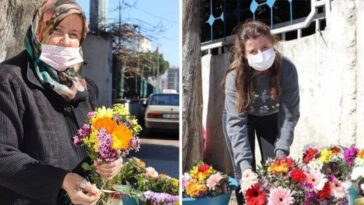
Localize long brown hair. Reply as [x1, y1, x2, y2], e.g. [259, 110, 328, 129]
[222, 20, 281, 113]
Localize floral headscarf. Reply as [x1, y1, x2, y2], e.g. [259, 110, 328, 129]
[24, 0, 88, 101]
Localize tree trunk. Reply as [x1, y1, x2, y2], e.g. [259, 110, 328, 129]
[182, 0, 203, 171]
[0, 0, 43, 61]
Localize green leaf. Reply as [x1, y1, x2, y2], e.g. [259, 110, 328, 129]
[82, 162, 92, 171]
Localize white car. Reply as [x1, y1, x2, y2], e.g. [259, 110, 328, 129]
[144, 93, 179, 134]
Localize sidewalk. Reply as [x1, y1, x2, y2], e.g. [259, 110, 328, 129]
[229, 193, 238, 205]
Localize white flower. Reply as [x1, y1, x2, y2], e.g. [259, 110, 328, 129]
[355, 157, 364, 166]
[361, 183, 364, 192]
[240, 173, 258, 194]
[145, 167, 159, 178]
[351, 166, 364, 181]
[307, 159, 323, 172]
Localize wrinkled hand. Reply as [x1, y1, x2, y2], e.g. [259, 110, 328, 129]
[62, 173, 101, 205]
[94, 157, 124, 180]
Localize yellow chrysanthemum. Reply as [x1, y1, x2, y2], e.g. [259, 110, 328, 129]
[185, 180, 207, 198]
[111, 124, 132, 150]
[113, 104, 129, 116]
[172, 178, 179, 187]
[319, 149, 332, 164]
[190, 165, 215, 181]
[93, 106, 113, 121]
[268, 162, 289, 174]
[82, 129, 100, 151]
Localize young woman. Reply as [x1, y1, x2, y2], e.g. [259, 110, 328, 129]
[222, 20, 300, 204]
[0, 1, 122, 204]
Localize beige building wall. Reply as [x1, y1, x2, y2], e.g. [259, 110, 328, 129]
[202, 0, 364, 172]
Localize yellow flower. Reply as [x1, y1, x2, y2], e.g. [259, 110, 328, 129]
[134, 158, 146, 168]
[93, 106, 113, 121]
[268, 162, 289, 175]
[319, 149, 332, 164]
[111, 124, 132, 150]
[185, 180, 207, 198]
[82, 129, 99, 151]
[113, 104, 129, 116]
[172, 178, 179, 187]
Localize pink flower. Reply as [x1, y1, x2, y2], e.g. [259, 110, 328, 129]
[145, 167, 159, 178]
[206, 172, 223, 190]
[268, 187, 294, 205]
[329, 176, 346, 199]
[305, 170, 327, 191]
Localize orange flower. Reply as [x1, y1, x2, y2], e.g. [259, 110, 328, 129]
[358, 150, 364, 159]
[185, 180, 207, 198]
[330, 146, 341, 155]
[268, 161, 289, 175]
[111, 124, 132, 150]
[92, 118, 117, 134]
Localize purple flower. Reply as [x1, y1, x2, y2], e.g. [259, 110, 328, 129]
[87, 111, 95, 120]
[131, 137, 141, 152]
[304, 191, 317, 205]
[143, 191, 178, 205]
[344, 146, 359, 168]
[73, 124, 91, 145]
[96, 129, 118, 161]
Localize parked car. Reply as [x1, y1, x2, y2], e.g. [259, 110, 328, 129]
[144, 93, 179, 135]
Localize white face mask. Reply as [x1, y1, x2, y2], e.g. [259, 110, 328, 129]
[39, 44, 83, 72]
[246, 47, 276, 71]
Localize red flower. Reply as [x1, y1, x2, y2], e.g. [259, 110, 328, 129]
[198, 164, 210, 172]
[303, 148, 319, 164]
[285, 157, 296, 170]
[245, 183, 267, 205]
[317, 182, 331, 200]
[290, 169, 306, 183]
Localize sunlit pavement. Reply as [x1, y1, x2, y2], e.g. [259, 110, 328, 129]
[130, 130, 179, 178]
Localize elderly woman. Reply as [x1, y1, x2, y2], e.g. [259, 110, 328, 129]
[0, 0, 123, 204]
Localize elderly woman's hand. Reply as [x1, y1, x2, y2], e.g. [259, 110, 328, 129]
[94, 157, 124, 180]
[62, 173, 101, 205]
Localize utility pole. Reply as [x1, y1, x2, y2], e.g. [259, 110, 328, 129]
[156, 46, 160, 93]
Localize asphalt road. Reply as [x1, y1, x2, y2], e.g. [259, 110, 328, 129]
[129, 130, 179, 178]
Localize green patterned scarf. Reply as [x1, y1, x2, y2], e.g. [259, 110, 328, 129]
[24, 0, 88, 101]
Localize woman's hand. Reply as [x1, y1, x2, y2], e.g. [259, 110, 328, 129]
[242, 168, 255, 178]
[62, 173, 100, 205]
[94, 157, 124, 180]
[240, 169, 258, 194]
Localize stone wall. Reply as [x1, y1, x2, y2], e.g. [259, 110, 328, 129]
[0, 0, 42, 61]
[202, 0, 364, 171]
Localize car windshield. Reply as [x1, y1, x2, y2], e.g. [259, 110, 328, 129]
[149, 94, 179, 106]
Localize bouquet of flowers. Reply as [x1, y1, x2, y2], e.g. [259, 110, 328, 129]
[242, 156, 306, 205]
[182, 162, 236, 199]
[349, 147, 364, 200]
[116, 157, 179, 205]
[73, 104, 142, 202]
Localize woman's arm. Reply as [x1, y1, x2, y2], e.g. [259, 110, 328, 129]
[0, 79, 68, 204]
[224, 71, 253, 173]
[275, 59, 300, 156]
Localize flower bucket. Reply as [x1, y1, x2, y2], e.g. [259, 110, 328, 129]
[182, 178, 238, 205]
[105, 194, 144, 205]
[348, 186, 359, 205]
[121, 195, 143, 205]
